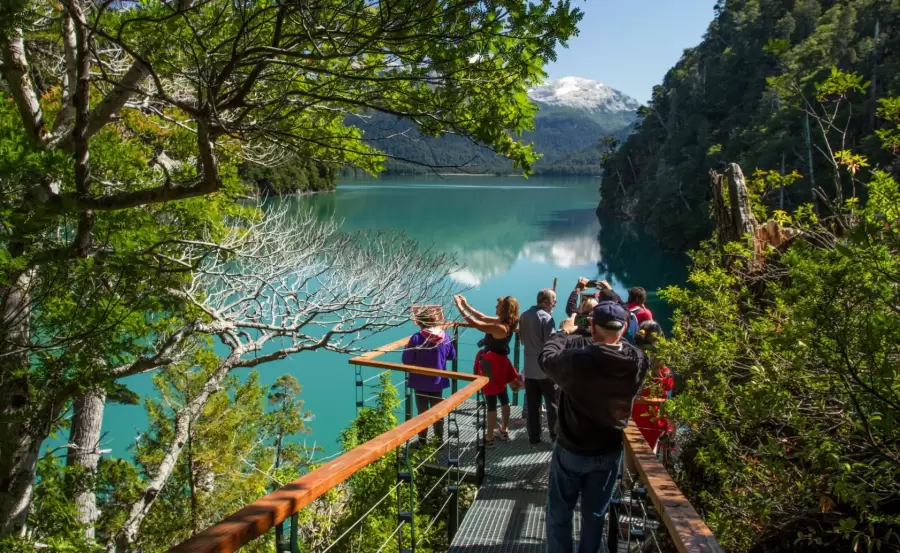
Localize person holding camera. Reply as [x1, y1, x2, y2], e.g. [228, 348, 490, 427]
[539, 302, 651, 553]
[571, 277, 640, 345]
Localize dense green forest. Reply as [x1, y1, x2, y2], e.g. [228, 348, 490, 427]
[240, 158, 337, 195]
[659, 85, 900, 550]
[600, 0, 899, 250]
[353, 106, 635, 176]
[614, 0, 900, 550]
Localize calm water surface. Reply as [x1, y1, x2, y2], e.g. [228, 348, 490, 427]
[95, 176, 686, 458]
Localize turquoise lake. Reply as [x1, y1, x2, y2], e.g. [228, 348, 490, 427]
[94, 176, 687, 459]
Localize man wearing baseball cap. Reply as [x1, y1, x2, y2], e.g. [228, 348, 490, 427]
[539, 301, 651, 553]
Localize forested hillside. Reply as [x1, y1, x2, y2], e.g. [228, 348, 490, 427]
[241, 158, 337, 195]
[600, 0, 898, 250]
[353, 83, 638, 176]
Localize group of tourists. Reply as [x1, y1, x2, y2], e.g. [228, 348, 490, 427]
[402, 278, 673, 553]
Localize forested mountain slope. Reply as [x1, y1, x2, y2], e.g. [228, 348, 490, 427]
[600, 0, 899, 250]
[352, 77, 638, 175]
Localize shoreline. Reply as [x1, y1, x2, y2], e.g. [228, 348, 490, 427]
[340, 173, 603, 179]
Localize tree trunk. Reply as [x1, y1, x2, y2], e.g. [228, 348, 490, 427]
[66, 387, 107, 539]
[109, 354, 238, 552]
[869, 19, 880, 131]
[779, 152, 786, 211]
[710, 169, 731, 249]
[805, 112, 818, 214]
[711, 163, 766, 271]
[0, 427, 40, 537]
[725, 163, 758, 241]
[0, 28, 46, 141]
[0, 271, 39, 537]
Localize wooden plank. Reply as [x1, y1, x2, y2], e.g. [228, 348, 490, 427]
[353, 323, 475, 360]
[623, 425, 725, 553]
[169, 376, 489, 553]
[350, 357, 479, 381]
[354, 335, 413, 359]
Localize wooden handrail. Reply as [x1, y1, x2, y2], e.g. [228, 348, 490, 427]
[169, 372, 487, 553]
[351, 357, 480, 380]
[623, 425, 724, 553]
[350, 341, 666, 405]
[353, 335, 413, 359]
[172, 328, 694, 553]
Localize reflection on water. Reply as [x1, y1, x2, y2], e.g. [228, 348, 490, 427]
[300, 179, 685, 311]
[597, 222, 689, 327]
[95, 177, 687, 459]
[298, 177, 614, 286]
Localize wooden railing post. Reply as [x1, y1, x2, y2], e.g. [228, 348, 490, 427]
[355, 365, 364, 411]
[289, 514, 299, 553]
[274, 520, 287, 553]
[448, 485, 459, 541]
[447, 406, 460, 543]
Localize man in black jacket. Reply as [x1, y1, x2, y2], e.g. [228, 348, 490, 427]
[539, 301, 650, 553]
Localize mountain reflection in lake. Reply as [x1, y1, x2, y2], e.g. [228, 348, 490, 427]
[96, 176, 686, 458]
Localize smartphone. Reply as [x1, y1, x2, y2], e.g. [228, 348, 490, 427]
[575, 315, 589, 328]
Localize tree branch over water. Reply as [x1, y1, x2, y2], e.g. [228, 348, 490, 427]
[109, 201, 463, 551]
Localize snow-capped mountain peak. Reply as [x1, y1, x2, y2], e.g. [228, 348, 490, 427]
[527, 77, 640, 113]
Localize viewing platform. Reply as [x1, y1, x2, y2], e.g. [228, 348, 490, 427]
[168, 326, 723, 553]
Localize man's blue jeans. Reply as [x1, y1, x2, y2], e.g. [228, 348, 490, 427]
[546, 442, 622, 553]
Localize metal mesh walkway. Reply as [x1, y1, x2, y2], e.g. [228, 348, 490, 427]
[448, 402, 590, 553]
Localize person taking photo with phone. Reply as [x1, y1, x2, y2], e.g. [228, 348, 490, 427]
[455, 294, 522, 446]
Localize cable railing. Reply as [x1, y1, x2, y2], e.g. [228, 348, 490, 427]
[169, 322, 723, 553]
[168, 339, 488, 553]
[610, 424, 723, 553]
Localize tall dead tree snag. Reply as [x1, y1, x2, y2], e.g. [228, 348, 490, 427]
[711, 162, 799, 272]
[710, 163, 759, 249]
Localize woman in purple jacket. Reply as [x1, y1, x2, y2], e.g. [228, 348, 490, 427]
[402, 316, 457, 444]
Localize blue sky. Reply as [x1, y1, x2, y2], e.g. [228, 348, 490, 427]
[545, 0, 719, 103]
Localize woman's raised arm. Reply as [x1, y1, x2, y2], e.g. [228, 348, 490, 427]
[457, 295, 500, 323]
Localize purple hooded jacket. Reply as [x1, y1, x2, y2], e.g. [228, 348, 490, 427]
[402, 328, 456, 392]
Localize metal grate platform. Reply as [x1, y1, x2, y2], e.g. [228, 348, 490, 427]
[447, 402, 607, 553]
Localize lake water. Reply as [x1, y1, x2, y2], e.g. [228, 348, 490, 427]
[95, 176, 687, 458]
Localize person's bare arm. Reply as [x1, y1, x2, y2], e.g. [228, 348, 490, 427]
[457, 295, 500, 323]
[456, 301, 509, 338]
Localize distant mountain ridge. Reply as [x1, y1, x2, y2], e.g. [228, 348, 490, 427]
[527, 76, 641, 114]
[351, 77, 640, 176]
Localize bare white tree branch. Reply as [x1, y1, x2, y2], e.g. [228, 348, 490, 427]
[108, 201, 462, 551]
